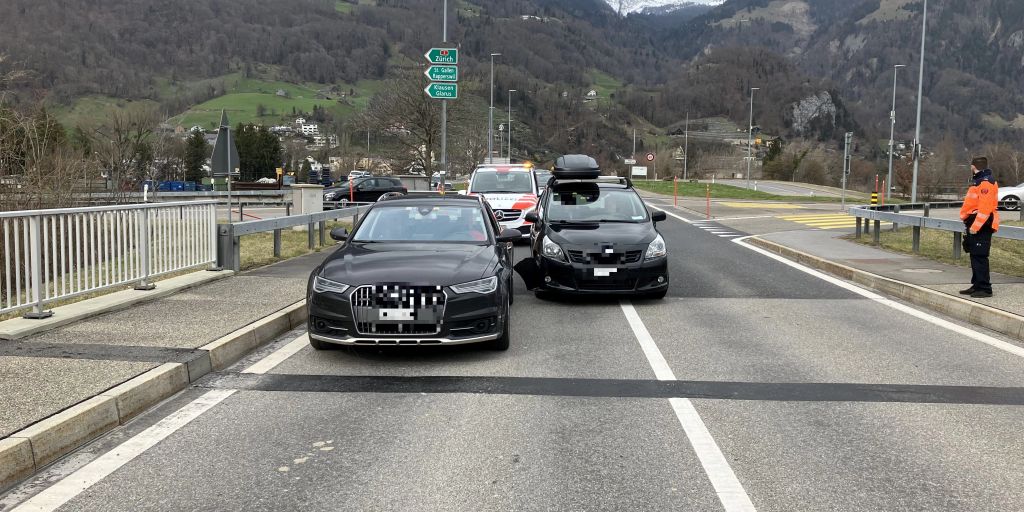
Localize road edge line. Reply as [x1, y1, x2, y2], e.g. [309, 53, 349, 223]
[736, 236, 1024, 356]
[0, 300, 308, 495]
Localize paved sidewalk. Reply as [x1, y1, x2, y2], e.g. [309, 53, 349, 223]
[760, 230, 1024, 317]
[0, 252, 327, 438]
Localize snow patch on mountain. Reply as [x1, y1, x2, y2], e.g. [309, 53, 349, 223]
[607, 0, 724, 15]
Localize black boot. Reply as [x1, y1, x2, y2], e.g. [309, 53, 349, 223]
[959, 287, 976, 295]
[971, 290, 993, 298]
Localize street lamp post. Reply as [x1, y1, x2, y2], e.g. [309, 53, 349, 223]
[886, 64, 906, 200]
[508, 89, 516, 161]
[683, 111, 689, 181]
[910, 0, 927, 203]
[488, 53, 501, 164]
[746, 87, 760, 189]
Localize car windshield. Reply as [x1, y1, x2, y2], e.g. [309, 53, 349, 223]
[352, 205, 490, 243]
[546, 187, 648, 223]
[470, 170, 534, 194]
[534, 171, 552, 187]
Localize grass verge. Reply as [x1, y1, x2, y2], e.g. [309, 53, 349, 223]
[239, 220, 351, 270]
[632, 180, 842, 203]
[846, 220, 1024, 278]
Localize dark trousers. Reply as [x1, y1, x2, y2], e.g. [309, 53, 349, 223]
[966, 231, 993, 292]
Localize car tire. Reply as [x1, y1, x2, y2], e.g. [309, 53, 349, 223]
[1004, 195, 1021, 211]
[487, 295, 511, 351]
[309, 335, 334, 351]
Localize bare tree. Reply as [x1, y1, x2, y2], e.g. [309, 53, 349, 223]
[86, 106, 160, 202]
[984, 143, 1024, 186]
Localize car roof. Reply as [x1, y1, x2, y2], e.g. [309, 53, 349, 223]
[549, 180, 631, 190]
[377, 195, 483, 206]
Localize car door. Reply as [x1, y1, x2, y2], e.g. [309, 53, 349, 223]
[354, 179, 377, 203]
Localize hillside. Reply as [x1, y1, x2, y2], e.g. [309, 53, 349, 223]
[1, 0, 1021, 168]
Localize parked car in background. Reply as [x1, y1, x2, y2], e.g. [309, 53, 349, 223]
[998, 182, 1023, 211]
[339, 177, 408, 203]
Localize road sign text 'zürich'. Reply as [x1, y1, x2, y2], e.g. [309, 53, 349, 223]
[425, 48, 458, 64]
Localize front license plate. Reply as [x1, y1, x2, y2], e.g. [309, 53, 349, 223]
[594, 268, 618, 277]
[378, 308, 415, 321]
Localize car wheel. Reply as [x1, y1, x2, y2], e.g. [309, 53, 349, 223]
[339, 198, 349, 208]
[487, 295, 511, 351]
[309, 335, 334, 351]
[1004, 195, 1021, 211]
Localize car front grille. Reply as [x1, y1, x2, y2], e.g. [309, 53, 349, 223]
[567, 250, 643, 265]
[496, 209, 522, 220]
[350, 284, 446, 335]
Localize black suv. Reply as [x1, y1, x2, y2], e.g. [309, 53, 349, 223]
[515, 155, 669, 299]
[326, 177, 408, 206]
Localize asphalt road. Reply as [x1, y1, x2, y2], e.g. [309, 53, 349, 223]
[4, 201, 1024, 512]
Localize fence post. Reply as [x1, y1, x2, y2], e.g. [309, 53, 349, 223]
[135, 209, 156, 290]
[307, 222, 315, 249]
[872, 220, 881, 245]
[217, 223, 239, 272]
[923, 203, 930, 218]
[953, 232, 962, 259]
[286, 203, 292, 217]
[23, 215, 53, 319]
[318, 221, 326, 247]
[239, 203, 244, 222]
[892, 205, 900, 231]
[208, 204, 223, 271]
[865, 216, 871, 236]
[855, 217, 862, 238]
[273, 229, 282, 258]
[912, 226, 921, 254]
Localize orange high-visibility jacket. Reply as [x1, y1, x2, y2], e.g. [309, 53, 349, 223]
[960, 179, 1000, 232]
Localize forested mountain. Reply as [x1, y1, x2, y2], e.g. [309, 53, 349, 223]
[1, 0, 1021, 167]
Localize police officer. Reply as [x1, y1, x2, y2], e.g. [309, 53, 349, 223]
[959, 156, 999, 298]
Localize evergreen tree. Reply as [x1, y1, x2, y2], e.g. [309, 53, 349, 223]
[184, 131, 209, 182]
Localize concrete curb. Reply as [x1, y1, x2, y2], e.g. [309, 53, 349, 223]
[0, 270, 234, 341]
[0, 299, 308, 492]
[749, 237, 1024, 341]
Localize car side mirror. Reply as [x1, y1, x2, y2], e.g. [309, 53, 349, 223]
[329, 227, 348, 241]
[524, 212, 540, 223]
[652, 211, 667, 223]
[496, 228, 521, 243]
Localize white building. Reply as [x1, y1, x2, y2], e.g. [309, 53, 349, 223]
[294, 117, 307, 125]
[301, 124, 320, 136]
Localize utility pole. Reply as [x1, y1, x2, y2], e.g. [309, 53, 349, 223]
[632, 129, 636, 157]
[508, 89, 516, 161]
[488, 53, 501, 164]
[910, 0, 927, 203]
[842, 132, 853, 210]
[683, 111, 690, 181]
[886, 64, 905, 200]
[746, 87, 760, 190]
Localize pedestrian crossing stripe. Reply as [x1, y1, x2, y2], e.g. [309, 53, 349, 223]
[718, 202, 806, 209]
[778, 214, 891, 230]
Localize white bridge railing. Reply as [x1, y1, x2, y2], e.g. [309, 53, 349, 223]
[1, 201, 218, 318]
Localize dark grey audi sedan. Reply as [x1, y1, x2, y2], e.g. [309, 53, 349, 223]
[307, 195, 520, 350]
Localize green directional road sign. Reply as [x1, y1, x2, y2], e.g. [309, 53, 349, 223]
[424, 65, 458, 82]
[424, 82, 458, 99]
[424, 48, 458, 65]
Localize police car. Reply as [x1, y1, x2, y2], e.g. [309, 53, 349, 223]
[464, 163, 539, 239]
[514, 155, 669, 299]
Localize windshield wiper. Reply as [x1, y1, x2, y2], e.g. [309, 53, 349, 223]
[550, 219, 598, 225]
[593, 219, 639, 223]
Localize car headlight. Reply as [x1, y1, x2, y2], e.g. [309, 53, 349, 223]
[312, 276, 350, 294]
[645, 234, 667, 260]
[450, 276, 498, 294]
[542, 236, 566, 262]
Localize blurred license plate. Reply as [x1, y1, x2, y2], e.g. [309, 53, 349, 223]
[378, 308, 414, 321]
[594, 268, 618, 277]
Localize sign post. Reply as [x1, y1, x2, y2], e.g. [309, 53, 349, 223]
[424, 38, 458, 191]
[646, 153, 656, 180]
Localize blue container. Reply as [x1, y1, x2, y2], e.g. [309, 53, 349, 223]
[170, 181, 185, 191]
[183, 181, 197, 191]
[157, 181, 172, 191]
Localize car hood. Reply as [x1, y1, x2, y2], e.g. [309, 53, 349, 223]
[547, 222, 658, 248]
[319, 243, 496, 287]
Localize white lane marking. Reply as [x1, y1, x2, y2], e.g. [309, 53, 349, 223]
[733, 236, 1024, 360]
[243, 333, 310, 374]
[620, 302, 757, 512]
[13, 389, 236, 512]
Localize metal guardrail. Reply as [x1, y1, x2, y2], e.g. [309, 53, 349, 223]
[216, 205, 371, 272]
[850, 202, 1024, 258]
[1, 201, 218, 318]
